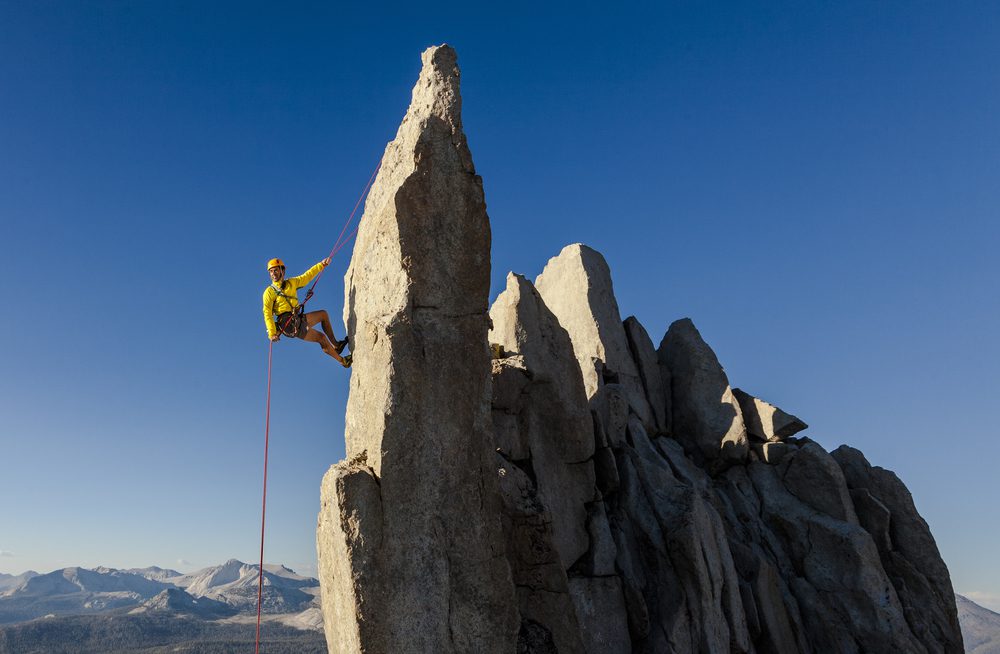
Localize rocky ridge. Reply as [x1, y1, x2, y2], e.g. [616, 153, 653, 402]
[317, 44, 963, 653]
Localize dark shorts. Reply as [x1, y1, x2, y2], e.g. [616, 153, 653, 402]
[276, 310, 309, 339]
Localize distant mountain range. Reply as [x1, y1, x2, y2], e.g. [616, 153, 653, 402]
[958, 594, 1000, 654]
[5, 562, 999, 653]
[0, 560, 324, 653]
[0, 559, 318, 626]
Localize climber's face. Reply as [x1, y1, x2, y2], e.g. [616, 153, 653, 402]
[269, 266, 284, 283]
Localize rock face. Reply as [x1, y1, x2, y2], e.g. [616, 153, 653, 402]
[659, 318, 749, 464]
[317, 44, 517, 654]
[534, 244, 654, 429]
[733, 388, 808, 441]
[318, 45, 962, 654]
[490, 273, 595, 569]
[623, 316, 669, 435]
[832, 446, 964, 653]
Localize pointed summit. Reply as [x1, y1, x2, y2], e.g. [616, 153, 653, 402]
[319, 45, 517, 654]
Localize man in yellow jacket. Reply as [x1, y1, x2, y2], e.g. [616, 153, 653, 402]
[262, 257, 351, 368]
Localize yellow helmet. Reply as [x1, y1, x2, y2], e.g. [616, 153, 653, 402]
[267, 258, 285, 271]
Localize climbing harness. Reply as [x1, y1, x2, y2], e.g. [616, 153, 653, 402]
[269, 282, 306, 338]
[276, 309, 305, 338]
[254, 161, 380, 654]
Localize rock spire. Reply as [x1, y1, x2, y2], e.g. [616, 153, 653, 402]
[316, 44, 517, 654]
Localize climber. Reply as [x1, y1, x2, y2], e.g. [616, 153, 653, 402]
[262, 258, 352, 368]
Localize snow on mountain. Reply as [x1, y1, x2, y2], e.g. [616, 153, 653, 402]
[958, 594, 1000, 654]
[125, 566, 182, 582]
[169, 559, 250, 595]
[280, 606, 324, 631]
[130, 587, 237, 619]
[0, 571, 38, 595]
[18, 567, 165, 598]
[262, 563, 314, 581]
[166, 559, 315, 613]
[0, 561, 318, 626]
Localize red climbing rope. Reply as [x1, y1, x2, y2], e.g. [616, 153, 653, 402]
[255, 340, 273, 654]
[254, 162, 380, 653]
[299, 162, 382, 309]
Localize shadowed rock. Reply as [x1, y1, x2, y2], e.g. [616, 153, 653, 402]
[833, 445, 964, 654]
[733, 388, 808, 441]
[534, 244, 653, 428]
[623, 316, 669, 435]
[489, 272, 599, 652]
[658, 318, 748, 464]
[490, 273, 595, 567]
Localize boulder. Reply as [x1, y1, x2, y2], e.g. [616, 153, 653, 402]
[733, 388, 808, 441]
[534, 244, 653, 426]
[492, 355, 532, 413]
[320, 44, 517, 654]
[753, 440, 794, 465]
[779, 442, 859, 524]
[623, 316, 670, 434]
[589, 383, 629, 449]
[833, 446, 964, 654]
[658, 318, 748, 464]
[317, 457, 381, 653]
[491, 356, 532, 460]
[490, 273, 593, 463]
[496, 454, 586, 654]
[489, 272, 596, 568]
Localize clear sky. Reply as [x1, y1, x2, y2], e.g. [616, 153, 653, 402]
[2, 1, 998, 611]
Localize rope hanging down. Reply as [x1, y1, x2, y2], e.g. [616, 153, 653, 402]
[292, 162, 381, 311]
[254, 340, 273, 654]
[254, 162, 380, 653]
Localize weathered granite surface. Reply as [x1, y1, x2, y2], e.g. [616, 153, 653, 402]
[317, 44, 962, 654]
[734, 388, 808, 441]
[535, 244, 653, 429]
[659, 318, 749, 465]
[317, 44, 517, 654]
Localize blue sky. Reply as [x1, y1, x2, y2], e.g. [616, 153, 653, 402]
[2, 1, 998, 610]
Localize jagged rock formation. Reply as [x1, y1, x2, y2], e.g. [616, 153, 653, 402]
[317, 44, 963, 654]
[659, 318, 748, 465]
[733, 388, 808, 442]
[535, 244, 654, 431]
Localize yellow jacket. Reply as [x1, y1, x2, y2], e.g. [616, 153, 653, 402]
[262, 261, 327, 338]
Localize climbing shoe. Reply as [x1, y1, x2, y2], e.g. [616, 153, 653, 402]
[334, 338, 349, 354]
[341, 354, 353, 369]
